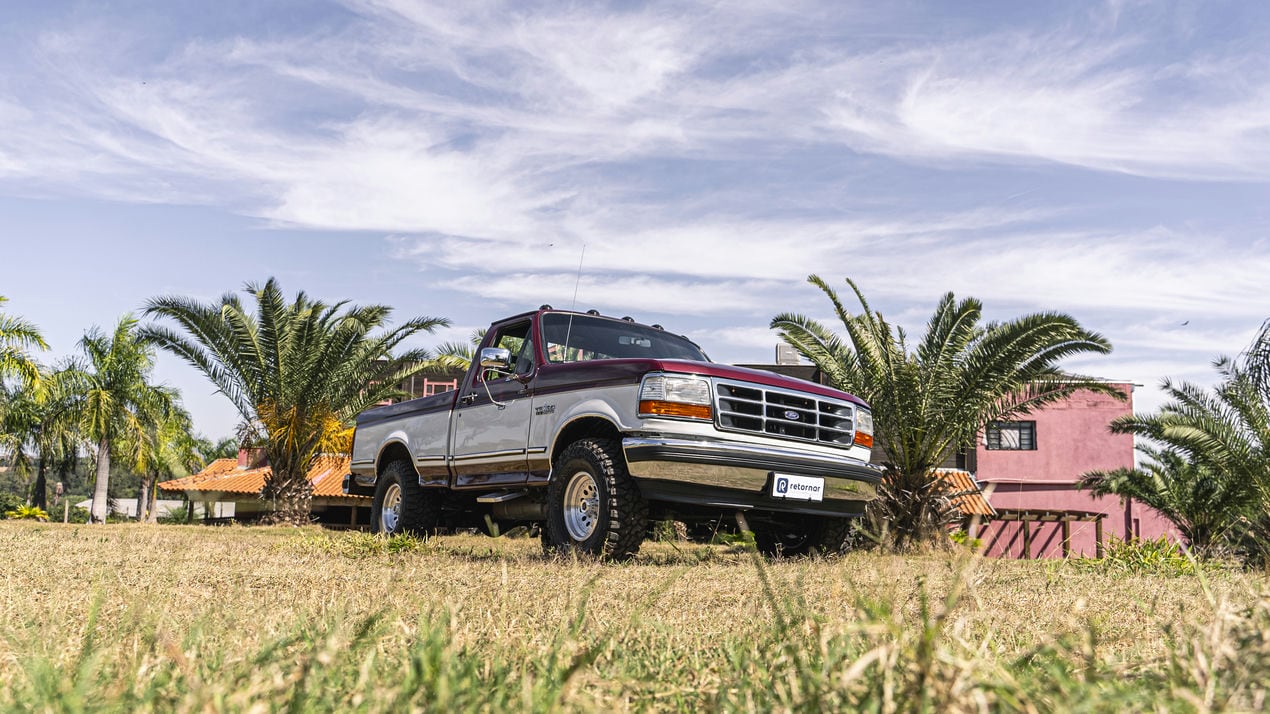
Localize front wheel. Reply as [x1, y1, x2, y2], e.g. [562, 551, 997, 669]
[543, 438, 648, 559]
[371, 460, 441, 535]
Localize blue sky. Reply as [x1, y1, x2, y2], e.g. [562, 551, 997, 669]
[2, 0, 1269, 440]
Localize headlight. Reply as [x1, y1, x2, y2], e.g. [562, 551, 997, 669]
[639, 374, 713, 420]
[854, 408, 874, 448]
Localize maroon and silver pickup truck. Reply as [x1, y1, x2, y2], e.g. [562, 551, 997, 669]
[345, 307, 880, 557]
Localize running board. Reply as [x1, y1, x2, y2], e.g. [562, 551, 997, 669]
[476, 490, 528, 504]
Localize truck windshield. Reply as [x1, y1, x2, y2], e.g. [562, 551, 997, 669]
[541, 313, 709, 364]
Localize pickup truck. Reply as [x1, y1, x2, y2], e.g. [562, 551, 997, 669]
[345, 307, 881, 558]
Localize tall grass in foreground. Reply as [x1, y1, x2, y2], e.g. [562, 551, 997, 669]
[1, 525, 1267, 712]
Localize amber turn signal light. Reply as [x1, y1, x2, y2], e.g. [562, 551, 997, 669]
[639, 400, 713, 420]
[854, 431, 874, 448]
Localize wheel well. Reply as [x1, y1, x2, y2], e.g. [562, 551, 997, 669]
[377, 442, 413, 475]
[551, 417, 622, 464]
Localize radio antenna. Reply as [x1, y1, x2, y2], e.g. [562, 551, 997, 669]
[561, 244, 586, 362]
[569, 244, 586, 311]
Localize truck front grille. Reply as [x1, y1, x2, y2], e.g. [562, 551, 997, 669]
[714, 381, 856, 446]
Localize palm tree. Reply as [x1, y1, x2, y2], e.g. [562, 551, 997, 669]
[64, 316, 173, 523]
[0, 295, 48, 389]
[1, 296, 48, 442]
[431, 329, 486, 371]
[1240, 318, 1270, 396]
[141, 278, 449, 524]
[128, 400, 204, 522]
[1, 377, 44, 503]
[1080, 444, 1255, 554]
[0, 367, 82, 510]
[1108, 360, 1270, 551]
[195, 434, 241, 462]
[772, 275, 1115, 551]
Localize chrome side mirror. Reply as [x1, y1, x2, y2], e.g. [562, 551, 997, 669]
[479, 347, 513, 371]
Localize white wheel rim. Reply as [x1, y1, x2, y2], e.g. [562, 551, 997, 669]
[381, 482, 402, 532]
[562, 470, 600, 541]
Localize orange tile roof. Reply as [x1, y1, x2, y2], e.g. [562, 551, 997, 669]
[159, 454, 366, 500]
[935, 468, 995, 517]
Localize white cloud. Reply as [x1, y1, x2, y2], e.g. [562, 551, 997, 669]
[442, 273, 781, 315]
[689, 325, 788, 362]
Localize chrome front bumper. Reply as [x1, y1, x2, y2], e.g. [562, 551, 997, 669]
[622, 436, 881, 512]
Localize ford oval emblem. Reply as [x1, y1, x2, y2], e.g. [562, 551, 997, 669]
[784, 410, 800, 420]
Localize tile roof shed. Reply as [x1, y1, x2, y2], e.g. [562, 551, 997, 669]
[160, 454, 366, 504]
[935, 468, 995, 517]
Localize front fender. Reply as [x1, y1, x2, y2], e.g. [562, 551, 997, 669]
[547, 398, 632, 461]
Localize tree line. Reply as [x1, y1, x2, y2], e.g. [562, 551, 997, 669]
[4, 276, 1268, 562]
[0, 282, 448, 524]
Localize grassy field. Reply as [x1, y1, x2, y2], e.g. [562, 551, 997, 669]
[1, 522, 1267, 712]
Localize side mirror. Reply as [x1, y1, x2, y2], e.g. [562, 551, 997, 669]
[479, 347, 513, 371]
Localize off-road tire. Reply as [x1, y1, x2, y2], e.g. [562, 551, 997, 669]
[371, 460, 441, 535]
[542, 438, 649, 559]
[755, 516, 855, 558]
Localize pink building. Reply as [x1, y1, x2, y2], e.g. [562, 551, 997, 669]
[972, 383, 1181, 558]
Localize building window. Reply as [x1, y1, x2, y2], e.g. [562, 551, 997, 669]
[986, 421, 1036, 450]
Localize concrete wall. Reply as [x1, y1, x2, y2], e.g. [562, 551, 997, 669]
[973, 385, 1181, 557]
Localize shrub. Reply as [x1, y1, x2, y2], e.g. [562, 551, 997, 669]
[1073, 536, 1207, 577]
[949, 529, 983, 550]
[4, 504, 49, 521]
[0, 491, 25, 517]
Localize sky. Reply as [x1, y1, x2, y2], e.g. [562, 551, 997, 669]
[1, 0, 1269, 440]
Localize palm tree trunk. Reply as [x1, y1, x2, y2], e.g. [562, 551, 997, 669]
[31, 456, 48, 511]
[90, 436, 111, 524]
[864, 468, 958, 552]
[136, 475, 152, 521]
[262, 456, 314, 525]
[145, 477, 159, 523]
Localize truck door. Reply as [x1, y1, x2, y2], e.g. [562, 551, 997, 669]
[449, 319, 536, 487]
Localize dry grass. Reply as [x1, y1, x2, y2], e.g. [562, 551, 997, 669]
[1, 522, 1267, 712]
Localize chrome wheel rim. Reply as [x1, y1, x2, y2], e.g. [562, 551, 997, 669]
[562, 471, 600, 541]
[381, 482, 402, 533]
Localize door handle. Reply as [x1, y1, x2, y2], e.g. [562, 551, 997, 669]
[460, 393, 477, 404]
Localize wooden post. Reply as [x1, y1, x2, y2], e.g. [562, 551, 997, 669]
[63, 499, 69, 524]
[1095, 517, 1104, 559]
[1061, 518, 1071, 558]
[1021, 520, 1032, 559]
[349, 505, 358, 527]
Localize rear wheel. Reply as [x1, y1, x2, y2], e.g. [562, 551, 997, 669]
[543, 438, 648, 559]
[371, 460, 441, 535]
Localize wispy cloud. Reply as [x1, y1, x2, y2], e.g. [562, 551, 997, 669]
[816, 30, 1270, 179]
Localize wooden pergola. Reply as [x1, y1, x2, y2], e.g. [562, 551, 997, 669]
[984, 508, 1106, 559]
